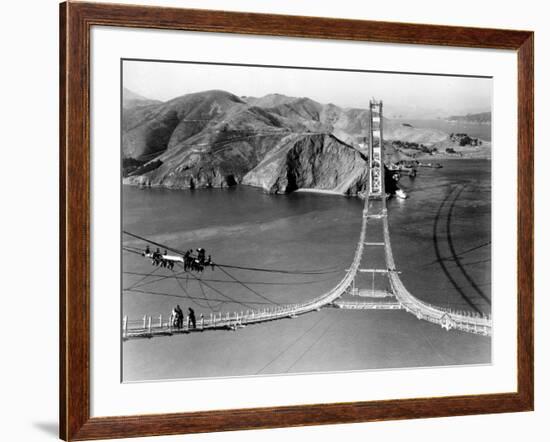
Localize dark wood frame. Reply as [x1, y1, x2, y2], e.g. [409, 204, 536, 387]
[60, 1, 534, 440]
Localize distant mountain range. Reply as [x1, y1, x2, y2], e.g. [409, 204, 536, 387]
[122, 87, 161, 109]
[446, 111, 491, 124]
[121, 89, 456, 194]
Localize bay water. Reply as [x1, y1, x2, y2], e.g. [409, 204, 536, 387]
[122, 159, 491, 381]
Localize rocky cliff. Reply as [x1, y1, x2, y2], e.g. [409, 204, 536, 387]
[242, 133, 368, 195]
[123, 90, 373, 193]
[122, 89, 449, 194]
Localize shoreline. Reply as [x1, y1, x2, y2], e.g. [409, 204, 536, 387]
[294, 188, 345, 196]
[122, 181, 352, 196]
[123, 158, 490, 195]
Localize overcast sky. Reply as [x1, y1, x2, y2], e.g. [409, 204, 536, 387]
[123, 59, 492, 119]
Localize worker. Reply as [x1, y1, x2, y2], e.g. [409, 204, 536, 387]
[183, 251, 190, 270]
[206, 255, 215, 270]
[170, 308, 178, 328]
[188, 307, 196, 329]
[175, 305, 184, 329]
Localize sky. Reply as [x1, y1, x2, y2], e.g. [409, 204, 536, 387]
[123, 59, 492, 119]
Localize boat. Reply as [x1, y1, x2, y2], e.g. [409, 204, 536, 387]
[395, 189, 408, 199]
[418, 162, 443, 169]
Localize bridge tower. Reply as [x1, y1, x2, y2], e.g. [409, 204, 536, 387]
[368, 99, 385, 198]
[343, 99, 399, 307]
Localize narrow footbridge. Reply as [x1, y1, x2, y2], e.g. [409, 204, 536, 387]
[123, 197, 368, 339]
[123, 99, 491, 340]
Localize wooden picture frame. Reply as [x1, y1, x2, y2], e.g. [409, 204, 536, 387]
[60, 1, 534, 440]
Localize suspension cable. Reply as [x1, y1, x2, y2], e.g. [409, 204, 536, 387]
[123, 230, 342, 275]
[123, 265, 162, 291]
[214, 262, 342, 275]
[178, 263, 255, 309]
[171, 268, 221, 311]
[122, 271, 340, 287]
[123, 287, 275, 306]
[217, 266, 280, 306]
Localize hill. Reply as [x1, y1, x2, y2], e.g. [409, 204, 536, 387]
[122, 89, 473, 193]
[242, 133, 368, 194]
[122, 87, 161, 109]
[122, 89, 371, 193]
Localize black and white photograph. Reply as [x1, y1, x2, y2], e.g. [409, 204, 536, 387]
[121, 59, 492, 382]
[4, 0, 546, 440]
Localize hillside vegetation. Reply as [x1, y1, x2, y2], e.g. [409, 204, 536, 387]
[122, 89, 478, 193]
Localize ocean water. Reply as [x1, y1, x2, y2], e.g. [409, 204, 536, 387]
[122, 159, 491, 381]
[393, 119, 492, 141]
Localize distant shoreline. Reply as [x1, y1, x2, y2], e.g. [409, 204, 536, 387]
[294, 188, 344, 196]
[444, 120, 491, 125]
[122, 181, 349, 196]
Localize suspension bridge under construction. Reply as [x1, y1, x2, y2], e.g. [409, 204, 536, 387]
[122, 100, 492, 341]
